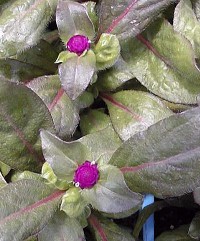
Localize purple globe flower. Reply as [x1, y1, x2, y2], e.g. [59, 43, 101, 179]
[73, 161, 99, 189]
[66, 35, 90, 56]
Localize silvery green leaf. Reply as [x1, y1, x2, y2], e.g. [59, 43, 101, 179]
[38, 211, 86, 241]
[82, 165, 143, 214]
[111, 107, 200, 198]
[40, 130, 91, 181]
[56, 0, 95, 43]
[0, 0, 58, 58]
[0, 179, 64, 241]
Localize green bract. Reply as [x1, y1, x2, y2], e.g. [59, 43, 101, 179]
[41, 162, 69, 190]
[55, 51, 77, 64]
[60, 187, 88, 218]
[94, 33, 120, 70]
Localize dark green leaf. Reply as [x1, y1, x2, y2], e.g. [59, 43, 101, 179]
[102, 91, 172, 141]
[0, 59, 52, 82]
[0, 39, 58, 80]
[121, 18, 200, 104]
[0, 179, 64, 241]
[110, 107, 200, 198]
[42, 30, 59, 44]
[74, 91, 94, 111]
[166, 194, 198, 209]
[96, 56, 134, 91]
[82, 1, 98, 32]
[0, 79, 54, 171]
[27, 75, 79, 138]
[80, 109, 112, 135]
[0, 39, 58, 82]
[155, 225, 194, 241]
[40, 130, 91, 182]
[0, 0, 57, 58]
[189, 212, 200, 239]
[38, 211, 85, 241]
[0, 0, 9, 8]
[88, 213, 135, 241]
[16, 40, 58, 73]
[97, 0, 173, 40]
[59, 50, 96, 100]
[133, 201, 169, 239]
[56, 0, 95, 43]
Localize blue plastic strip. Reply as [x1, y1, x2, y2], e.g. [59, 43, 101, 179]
[142, 194, 154, 241]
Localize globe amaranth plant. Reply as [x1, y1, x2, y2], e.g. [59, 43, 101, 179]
[1, 0, 200, 240]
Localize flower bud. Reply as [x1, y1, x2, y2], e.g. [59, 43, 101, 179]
[73, 161, 99, 189]
[66, 35, 90, 56]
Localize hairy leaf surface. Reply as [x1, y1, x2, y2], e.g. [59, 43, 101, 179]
[121, 19, 200, 104]
[102, 91, 172, 141]
[38, 211, 85, 241]
[82, 165, 143, 214]
[59, 50, 96, 100]
[27, 75, 79, 138]
[174, 0, 200, 58]
[56, 0, 95, 43]
[0, 0, 58, 58]
[97, 0, 173, 40]
[40, 130, 91, 181]
[0, 179, 64, 241]
[80, 109, 112, 136]
[0, 79, 54, 171]
[111, 107, 200, 198]
[0, 40, 57, 81]
[80, 125, 122, 164]
[96, 56, 134, 91]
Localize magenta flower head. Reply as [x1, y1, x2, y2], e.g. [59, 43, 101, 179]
[73, 161, 99, 189]
[66, 35, 90, 56]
